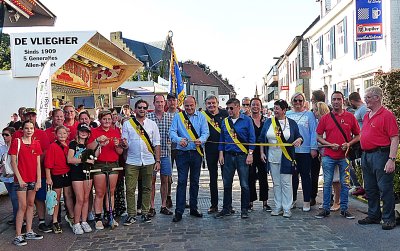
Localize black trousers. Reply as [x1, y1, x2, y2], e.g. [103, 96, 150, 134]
[205, 152, 222, 208]
[249, 157, 269, 203]
[310, 153, 321, 200]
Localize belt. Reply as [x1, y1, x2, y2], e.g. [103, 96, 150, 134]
[177, 150, 198, 153]
[226, 151, 247, 156]
[95, 161, 118, 165]
[363, 146, 390, 153]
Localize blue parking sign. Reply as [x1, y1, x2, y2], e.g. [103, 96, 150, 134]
[356, 0, 383, 41]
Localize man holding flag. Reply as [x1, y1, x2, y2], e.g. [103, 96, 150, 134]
[169, 96, 209, 222]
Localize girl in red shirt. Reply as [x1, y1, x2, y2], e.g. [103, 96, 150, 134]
[9, 121, 43, 246]
[87, 110, 123, 230]
[45, 126, 74, 234]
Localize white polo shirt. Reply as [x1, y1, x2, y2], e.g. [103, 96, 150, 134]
[122, 117, 161, 166]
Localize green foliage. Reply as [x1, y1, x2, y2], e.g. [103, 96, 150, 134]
[0, 33, 11, 70]
[374, 70, 400, 199]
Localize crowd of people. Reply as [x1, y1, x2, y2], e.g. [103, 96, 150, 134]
[0, 86, 398, 247]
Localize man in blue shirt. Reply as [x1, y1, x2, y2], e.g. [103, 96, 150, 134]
[215, 98, 256, 219]
[169, 96, 209, 222]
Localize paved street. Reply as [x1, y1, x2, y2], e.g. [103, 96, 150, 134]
[0, 168, 399, 251]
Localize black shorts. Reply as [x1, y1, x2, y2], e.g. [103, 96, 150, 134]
[52, 173, 72, 189]
[70, 166, 93, 182]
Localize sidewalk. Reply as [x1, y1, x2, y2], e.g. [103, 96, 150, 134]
[0, 168, 399, 251]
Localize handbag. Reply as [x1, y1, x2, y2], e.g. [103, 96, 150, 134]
[329, 112, 361, 160]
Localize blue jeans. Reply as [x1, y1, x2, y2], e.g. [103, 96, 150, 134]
[222, 153, 250, 213]
[321, 156, 350, 211]
[293, 153, 312, 202]
[175, 150, 202, 215]
[5, 182, 18, 222]
[361, 151, 395, 222]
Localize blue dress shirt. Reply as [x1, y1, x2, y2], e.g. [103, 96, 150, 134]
[169, 111, 210, 151]
[218, 114, 256, 152]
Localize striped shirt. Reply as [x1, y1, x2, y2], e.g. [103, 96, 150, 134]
[147, 112, 174, 157]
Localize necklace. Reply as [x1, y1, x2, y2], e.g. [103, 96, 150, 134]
[279, 117, 287, 131]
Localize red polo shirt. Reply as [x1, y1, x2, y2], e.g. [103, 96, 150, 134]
[316, 111, 360, 160]
[64, 121, 79, 141]
[8, 138, 42, 183]
[88, 126, 121, 162]
[45, 127, 56, 143]
[45, 142, 70, 175]
[360, 106, 398, 151]
[13, 128, 50, 153]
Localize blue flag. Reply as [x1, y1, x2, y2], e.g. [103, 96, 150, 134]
[169, 45, 185, 107]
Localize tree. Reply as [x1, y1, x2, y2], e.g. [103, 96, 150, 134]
[0, 33, 11, 70]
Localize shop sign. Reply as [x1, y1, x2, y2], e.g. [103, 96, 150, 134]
[10, 31, 97, 77]
[281, 85, 289, 91]
[356, 0, 383, 41]
[52, 60, 92, 90]
[299, 67, 311, 79]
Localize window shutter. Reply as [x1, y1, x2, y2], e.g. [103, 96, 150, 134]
[330, 26, 336, 60]
[354, 42, 358, 60]
[371, 41, 377, 53]
[311, 45, 314, 70]
[343, 16, 348, 54]
[319, 36, 324, 65]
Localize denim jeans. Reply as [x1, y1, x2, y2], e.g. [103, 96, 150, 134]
[205, 152, 221, 208]
[293, 153, 312, 202]
[361, 151, 395, 222]
[222, 153, 250, 213]
[175, 150, 202, 215]
[321, 156, 350, 211]
[5, 182, 18, 222]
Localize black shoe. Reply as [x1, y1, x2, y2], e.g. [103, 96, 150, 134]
[148, 208, 156, 218]
[172, 213, 182, 222]
[166, 196, 173, 209]
[190, 209, 203, 218]
[241, 211, 249, 219]
[358, 217, 380, 225]
[340, 210, 355, 219]
[208, 207, 218, 214]
[315, 210, 330, 219]
[310, 198, 316, 206]
[141, 214, 152, 223]
[185, 202, 190, 208]
[123, 216, 137, 226]
[38, 223, 52, 233]
[214, 211, 226, 219]
[160, 207, 173, 215]
[263, 204, 272, 212]
[382, 221, 396, 230]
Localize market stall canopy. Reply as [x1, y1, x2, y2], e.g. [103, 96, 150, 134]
[119, 81, 169, 95]
[3, 0, 56, 27]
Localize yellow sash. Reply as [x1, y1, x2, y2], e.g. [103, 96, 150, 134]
[224, 118, 248, 154]
[202, 111, 221, 133]
[271, 117, 293, 162]
[178, 112, 204, 156]
[128, 118, 154, 155]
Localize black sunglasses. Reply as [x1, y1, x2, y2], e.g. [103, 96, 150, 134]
[242, 104, 250, 106]
[137, 106, 148, 110]
[227, 107, 235, 110]
[2, 133, 10, 137]
[293, 99, 304, 103]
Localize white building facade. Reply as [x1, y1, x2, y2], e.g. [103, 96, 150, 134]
[304, 0, 398, 101]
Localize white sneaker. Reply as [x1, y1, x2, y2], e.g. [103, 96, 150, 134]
[72, 223, 84, 235]
[95, 220, 104, 230]
[81, 222, 92, 233]
[303, 202, 311, 212]
[283, 210, 292, 218]
[271, 210, 283, 216]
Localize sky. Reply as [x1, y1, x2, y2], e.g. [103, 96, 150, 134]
[5, 0, 320, 101]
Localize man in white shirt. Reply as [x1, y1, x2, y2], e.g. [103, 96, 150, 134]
[122, 99, 161, 225]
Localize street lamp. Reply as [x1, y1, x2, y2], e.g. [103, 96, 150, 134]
[147, 59, 163, 81]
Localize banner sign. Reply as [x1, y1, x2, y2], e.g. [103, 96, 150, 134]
[281, 85, 289, 91]
[36, 61, 52, 128]
[356, 0, 383, 41]
[10, 31, 96, 77]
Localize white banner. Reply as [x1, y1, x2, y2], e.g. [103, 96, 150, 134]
[10, 31, 96, 77]
[36, 61, 52, 128]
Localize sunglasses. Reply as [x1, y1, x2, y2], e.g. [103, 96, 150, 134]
[293, 99, 304, 103]
[227, 107, 235, 110]
[137, 106, 148, 110]
[2, 133, 10, 137]
[242, 104, 250, 107]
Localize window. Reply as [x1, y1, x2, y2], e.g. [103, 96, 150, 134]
[324, 31, 331, 63]
[364, 79, 373, 89]
[356, 41, 376, 59]
[193, 90, 198, 101]
[336, 20, 345, 58]
[314, 37, 323, 66]
[202, 90, 207, 101]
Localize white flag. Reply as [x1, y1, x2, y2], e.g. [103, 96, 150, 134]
[36, 61, 52, 128]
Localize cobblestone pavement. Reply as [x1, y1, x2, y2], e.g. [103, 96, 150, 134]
[1, 168, 399, 251]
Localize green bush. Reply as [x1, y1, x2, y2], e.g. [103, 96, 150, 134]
[375, 70, 400, 201]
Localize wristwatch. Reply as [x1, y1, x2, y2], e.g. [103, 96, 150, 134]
[389, 157, 396, 162]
